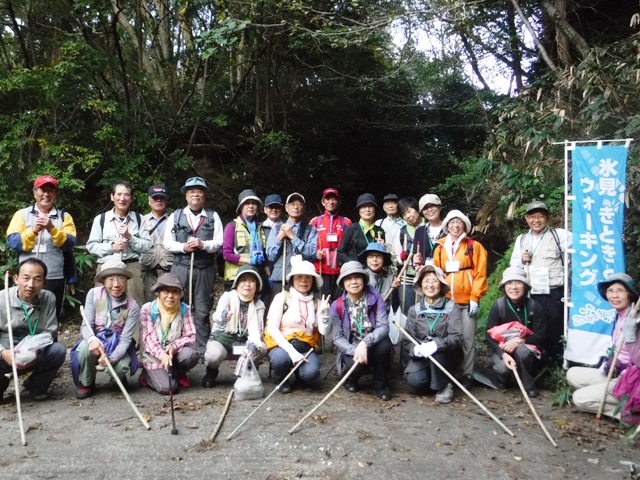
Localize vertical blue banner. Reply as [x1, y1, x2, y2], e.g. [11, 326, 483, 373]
[566, 145, 628, 364]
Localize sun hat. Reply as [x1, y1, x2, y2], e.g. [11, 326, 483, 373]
[597, 273, 639, 302]
[498, 267, 531, 293]
[151, 273, 184, 295]
[337, 261, 369, 289]
[413, 264, 449, 297]
[442, 210, 472, 234]
[355, 193, 378, 210]
[181, 177, 209, 194]
[357, 242, 391, 267]
[236, 189, 263, 214]
[419, 194, 442, 212]
[231, 265, 263, 291]
[95, 258, 133, 284]
[285, 255, 323, 290]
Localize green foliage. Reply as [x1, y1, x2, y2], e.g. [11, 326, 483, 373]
[477, 244, 514, 333]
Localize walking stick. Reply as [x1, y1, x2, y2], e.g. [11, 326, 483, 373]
[79, 306, 151, 430]
[168, 371, 178, 435]
[383, 251, 413, 303]
[35, 233, 42, 260]
[227, 349, 314, 440]
[509, 362, 556, 447]
[402, 235, 407, 312]
[318, 239, 324, 355]
[289, 360, 361, 434]
[4, 271, 26, 446]
[188, 251, 194, 310]
[394, 321, 515, 437]
[282, 239, 287, 288]
[597, 301, 639, 420]
[210, 389, 234, 443]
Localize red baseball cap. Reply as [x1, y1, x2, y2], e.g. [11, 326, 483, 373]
[33, 175, 59, 189]
[322, 188, 339, 199]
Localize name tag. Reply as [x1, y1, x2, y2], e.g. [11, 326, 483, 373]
[530, 267, 550, 295]
[233, 344, 246, 356]
[446, 260, 460, 272]
[34, 244, 47, 254]
[327, 234, 338, 243]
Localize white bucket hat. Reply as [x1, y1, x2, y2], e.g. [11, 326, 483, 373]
[499, 267, 531, 292]
[419, 194, 442, 212]
[413, 264, 449, 297]
[442, 209, 472, 234]
[286, 255, 323, 290]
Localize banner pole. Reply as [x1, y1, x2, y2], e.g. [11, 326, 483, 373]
[564, 141, 570, 367]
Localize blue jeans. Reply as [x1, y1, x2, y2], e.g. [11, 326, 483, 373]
[268, 346, 321, 385]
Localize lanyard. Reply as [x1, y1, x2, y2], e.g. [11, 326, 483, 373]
[422, 299, 447, 335]
[328, 214, 335, 235]
[188, 213, 205, 233]
[507, 299, 528, 326]
[527, 228, 547, 257]
[104, 297, 118, 331]
[348, 297, 366, 335]
[161, 321, 173, 345]
[112, 216, 130, 231]
[359, 223, 374, 246]
[18, 299, 39, 336]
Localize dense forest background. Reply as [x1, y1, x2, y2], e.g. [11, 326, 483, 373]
[2, 0, 640, 304]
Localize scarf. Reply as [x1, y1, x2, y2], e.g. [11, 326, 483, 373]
[242, 216, 264, 256]
[359, 219, 376, 239]
[287, 287, 317, 331]
[226, 290, 261, 342]
[443, 232, 467, 262]
[157, 299, 180, 333]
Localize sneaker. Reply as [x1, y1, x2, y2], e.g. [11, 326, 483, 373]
[201, 367, 218, 389]
[177, 372, 190, 388]
[344, 380, 359, 393]
[278, 381, 292, 394]
[76, 382, 94, 399]
[435, 383, 454, 404]
[375, 387, 392, 401]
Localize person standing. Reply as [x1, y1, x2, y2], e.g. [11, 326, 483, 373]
[393, 197, 425, 313]
[432, 210, 488, 387]
[311, 188, 352, 299]
[163, 177, 223, 359]
[266, 193, 318, 297]
[86, 180, 152, 309]
[262, 194, 284, 241]
[510, 201, 571, 359]
[338, 194, 385, 265]
[412, 194, 446, 268]
[375, 194, 405, 244]
[0, 259, 66, 401]
[7, 175, 77, 318]
[141, 184, 174, 302]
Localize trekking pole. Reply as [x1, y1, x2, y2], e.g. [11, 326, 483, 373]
[227, 349, 314, 440]
[402, 235, 408, 312]
[383, 251, 413, 303]
[282, 239, 287, 288]
[509, 361, 556, 447]
[4, 270, 26, 446]
[188, 251, 194, 310]
[318, 238, 324, 355]
[210, 389, 234, 443]
[289, 360, 360, 434]
[169, 371, 178, 435]
[79, 306, 151, 430]
[597, 341, 623, 421]
[394, 321, 514, 437]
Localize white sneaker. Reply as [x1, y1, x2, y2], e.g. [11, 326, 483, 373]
[435, 383, 454, 404]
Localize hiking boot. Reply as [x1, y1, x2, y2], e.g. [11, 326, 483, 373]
[527, 387, 540, 398]
[202, 367, 218, 389]
[435, 383, 454, 404]
[278, 381, 292, 394]
[344, 379, 359, 393]
[375, 387, 392, 401]
[76, 382, 94, 399]
[0, 375, 9, 399]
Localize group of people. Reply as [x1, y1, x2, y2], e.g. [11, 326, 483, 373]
[0, 175, 637, 425]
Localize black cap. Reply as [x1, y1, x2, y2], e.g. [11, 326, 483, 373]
[148, 184, 168, 198]
[382, 194, 399, 203]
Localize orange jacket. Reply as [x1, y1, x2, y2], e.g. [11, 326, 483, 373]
[432, 236, 488, 304]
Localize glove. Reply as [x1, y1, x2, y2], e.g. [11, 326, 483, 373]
[251, 252, 265, 265]
[414, 341, 438, 358]
[400, 250, 408, 261]
[267, 277, 274, 289]
[469, 300, 479, 316]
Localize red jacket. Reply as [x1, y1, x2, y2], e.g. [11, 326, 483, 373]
[310, 212, 351, 275]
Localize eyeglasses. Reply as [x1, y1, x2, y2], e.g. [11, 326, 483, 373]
[448, 219, 464, 225]
[104, 275, 128, 285]
[527, 214, 547, 220]
[287, 201, 304, 208]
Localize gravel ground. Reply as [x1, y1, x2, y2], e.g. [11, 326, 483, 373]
[0, 327, 638, 480]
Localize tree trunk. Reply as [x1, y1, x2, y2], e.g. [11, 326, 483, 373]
[541, 0, 590, 58]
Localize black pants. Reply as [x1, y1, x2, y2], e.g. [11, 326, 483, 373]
[532, 287, 564, 358]
[43, 278, 65, 320]
[342, 336, 392, 390]
[405, 349, 461, 392]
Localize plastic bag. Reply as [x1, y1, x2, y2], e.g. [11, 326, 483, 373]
[13, 332, 53, 368]
[233, 356, 264, 401]
[388, 307, 406, 345]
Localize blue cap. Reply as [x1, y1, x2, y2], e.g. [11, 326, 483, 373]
[181, 177, 209, 194]
[264, 194, 283, 207]
[357, 242, 391, 267]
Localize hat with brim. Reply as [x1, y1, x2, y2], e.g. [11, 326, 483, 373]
[419, 194, 442, 212]
[382, 194, 398, 204]
[286, 255, 323, 290]
[355, 193, 378, 210]
[181, 176, 210, 194]
[525, 201, 549, 215]
[286, 192, 306, 204]
[264, 194, 283, 207]
[413, 264, 449, 297]
[232, 265, 264, 291]
[236, 189, 263, 214]
[337, 261, 370, 289]
[95, 259, 133, 284]
[498, 267, 531, 293]
[442, 210, 472, 234]
[357, 243, 391, 267]
[597, 273, 639, 302]
[152, 272, 184, 295]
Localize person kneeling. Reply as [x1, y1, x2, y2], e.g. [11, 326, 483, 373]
[202, 265, 268, 388]
[405, 265, 462, 404]
[265, 256, 330, 393]
[139, 273, 199, 394]
[486, 268, 546, 398]
[71, 259, 140, 399]
[0, 259, 66, 401]
[331, 261, 392, 401]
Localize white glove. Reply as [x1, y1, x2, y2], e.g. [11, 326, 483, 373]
[287, 346, 304, 364]
[414, 341, 438, 358]
[469, 300, 479, 316]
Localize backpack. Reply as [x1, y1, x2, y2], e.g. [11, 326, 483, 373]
[100, 211, 142, 233]
[335, 294, 378, 319]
